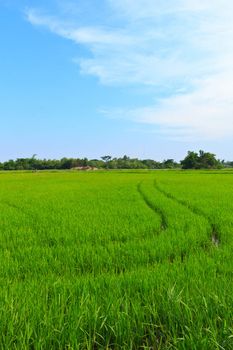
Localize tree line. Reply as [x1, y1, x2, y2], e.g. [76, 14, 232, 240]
[0, 151, 229, 171]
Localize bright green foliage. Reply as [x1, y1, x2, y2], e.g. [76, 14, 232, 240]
[181, 150, 221, 169]
[0, 170, 233, 349]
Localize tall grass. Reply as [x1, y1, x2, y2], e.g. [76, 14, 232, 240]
[0, 171, 232, 349]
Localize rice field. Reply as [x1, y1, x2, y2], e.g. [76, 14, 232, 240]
[0, 170, 233, 349]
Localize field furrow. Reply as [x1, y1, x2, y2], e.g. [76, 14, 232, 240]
[154, 179, 221, 246]
[137, 181, 168, 230]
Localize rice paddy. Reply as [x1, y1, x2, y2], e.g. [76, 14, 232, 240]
[0, 170, 233, 349]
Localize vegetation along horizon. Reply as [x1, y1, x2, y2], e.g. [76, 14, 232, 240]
[0, 170, 233, 349]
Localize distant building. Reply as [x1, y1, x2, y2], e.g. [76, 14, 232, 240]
[72, 166, 98, 171]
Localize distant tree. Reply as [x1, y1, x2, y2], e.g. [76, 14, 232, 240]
[89, 159, 104, 168]
[198, 150, 221, 169]
[60, 158, 74, 169]
[142, 159, 162, 169]
[101, 156, 112, 162]
[29, 154, 38, 170]
[0, 152, 225, 171]
[101, 156, 112, 168]
[3, 159, 15, 170]
[181, 151, 199, 169]
[163, 159, 178, 169]
[181, 150, 221, 169]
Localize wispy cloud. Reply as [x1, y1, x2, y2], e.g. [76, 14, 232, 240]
[26, 8, 133, 45]
[106, 73, 233, 140]
[25, 1, 233, 140]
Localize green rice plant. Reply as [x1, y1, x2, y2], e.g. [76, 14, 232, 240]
[0, 171, 232, 349]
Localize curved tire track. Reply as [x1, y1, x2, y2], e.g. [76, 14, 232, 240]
[153, 180, 220, 246]
[137, 181, 168, 230]
[137, 181, 209, 264]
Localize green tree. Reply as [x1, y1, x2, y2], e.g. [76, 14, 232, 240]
[163, 159, 178, 169]
[101, 156, 112, 162]
[181, 151, 199, 169]
[198, 150, 220, 169]
[181, 150, 221, 169]
[101, 156, 112, 169]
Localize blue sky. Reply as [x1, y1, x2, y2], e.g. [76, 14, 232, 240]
[1, 0, 233, 161]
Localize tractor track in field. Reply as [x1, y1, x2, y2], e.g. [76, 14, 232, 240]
[153, 180, 220, 246]
[137, 181, 203, 264]
[137, 181, 168, 231]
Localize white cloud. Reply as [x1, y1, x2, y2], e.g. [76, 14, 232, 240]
[26, 9, 133, 45]
[26, 1, 233, 140]
[117, 73, 233, 140]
